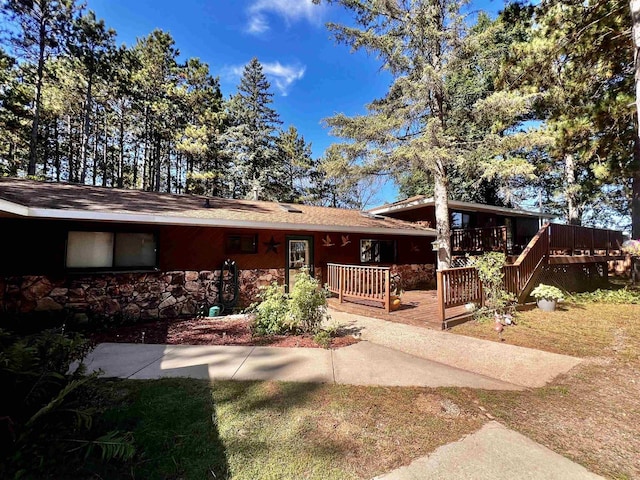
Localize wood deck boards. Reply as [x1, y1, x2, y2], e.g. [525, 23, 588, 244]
[328, 290, 467, 330]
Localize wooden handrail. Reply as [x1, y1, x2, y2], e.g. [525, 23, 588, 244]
[327, 263, 392, 312]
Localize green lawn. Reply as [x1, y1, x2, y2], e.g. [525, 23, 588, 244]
[93, 379, 483, 480]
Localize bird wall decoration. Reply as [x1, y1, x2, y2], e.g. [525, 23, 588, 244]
[322, 235, 335, 247]
[341, 235, 351, 247]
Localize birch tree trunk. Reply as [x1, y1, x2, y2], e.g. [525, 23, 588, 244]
[433, 159, 451, 270]
[565, 153, 581, 225]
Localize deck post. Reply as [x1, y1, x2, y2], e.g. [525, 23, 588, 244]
[338, 266, 344, 304]
[437, 270, 445, 327]
[384, 268, 391, 313]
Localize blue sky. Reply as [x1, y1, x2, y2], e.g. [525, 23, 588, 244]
[90, 0, 506, 206]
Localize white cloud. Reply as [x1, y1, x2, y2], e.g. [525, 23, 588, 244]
[262, 61, 306, 96]
[223, 61, 306, 96]
[245, 0, 325, 35]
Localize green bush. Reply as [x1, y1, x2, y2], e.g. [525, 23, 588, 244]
[313, 330, 332, 348]
[250, 282, 292, 335]
[287, 269, 329, 334]
[249, 268, 329, 335]
[468, 252, 515, 319]
[571, 288, 640, 304]
[531, 284, 564, 301]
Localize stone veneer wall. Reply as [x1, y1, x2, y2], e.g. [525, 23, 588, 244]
[390, 264, 436, 290]
[0, 268, 286, 322]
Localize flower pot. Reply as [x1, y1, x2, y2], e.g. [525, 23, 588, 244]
[390, 295, 401, 311]
[536, 298, 557, 312]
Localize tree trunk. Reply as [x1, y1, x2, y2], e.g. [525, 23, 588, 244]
[132, 143, 139, 188]
[54, 119, 60, 181]
[67, 115, 75, 182]
[117, 104, 125, 188]
[80, 74, 93, 184]
[27, 17, 47, 176]
[155, 136, 161, 191]
[102, 111, 108, 187]
[433, 159, 451, 270]
[565, 153, 581, 225]
[632, 0, 640, 237]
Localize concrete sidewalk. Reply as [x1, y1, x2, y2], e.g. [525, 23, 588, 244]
[330, 309, 582, 388]
[375, 421, 603, 480]
[84, 341, 519, 389]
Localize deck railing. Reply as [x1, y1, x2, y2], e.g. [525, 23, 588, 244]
[327, 263, 392, 312]
[503, 224, 549, 298]
[452, 226, 508, 254]
[548, 224, 623, 254]
[436, 267, 483, 322]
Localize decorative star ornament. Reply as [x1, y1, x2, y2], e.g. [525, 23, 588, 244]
[341, 235, 351, 247]
[264, 236, 281, 253]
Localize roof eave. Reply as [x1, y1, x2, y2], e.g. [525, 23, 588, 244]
[369, 197, 556, 219]
[5, 205, 436, 237]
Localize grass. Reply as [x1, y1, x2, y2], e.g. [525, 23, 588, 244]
[449, 302, 640, 478]
[452, 303, 640, 359]
[93, 379, 484, 479]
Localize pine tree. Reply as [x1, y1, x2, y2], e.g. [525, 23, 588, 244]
[318, 0, 539, 269]
[221, 58, 282, 199]
[1, 0, 78, 176]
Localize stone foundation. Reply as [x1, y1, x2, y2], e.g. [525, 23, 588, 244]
[390, 264, 436, 290]
[0, 268, 287, 323]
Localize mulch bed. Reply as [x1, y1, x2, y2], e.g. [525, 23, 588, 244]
[90, 316, 359, 349]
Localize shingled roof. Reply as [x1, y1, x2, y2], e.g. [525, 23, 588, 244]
[0, 178, 435, 236]
[369, 195, 556, 219]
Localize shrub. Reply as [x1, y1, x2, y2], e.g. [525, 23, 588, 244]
[287, 269, 329, 334]
[249, 268, 329, 336]
[313, 330, 332, 348]
[0, 328, 135, 478]
[250, 282, 292, 335]
[571, 288, 640, 304]
[468, 252, 515, 319]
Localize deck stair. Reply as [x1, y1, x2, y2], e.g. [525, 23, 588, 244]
[438, 223, 624, 327]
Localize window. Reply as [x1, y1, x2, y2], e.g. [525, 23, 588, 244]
[451, 212, 471, 229]
[360, 239, 396, 263]
[66, 231, 157, 270]
[225, 234, 258, 254]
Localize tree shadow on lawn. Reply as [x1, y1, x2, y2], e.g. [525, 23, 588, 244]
[95, 377, 231, 480]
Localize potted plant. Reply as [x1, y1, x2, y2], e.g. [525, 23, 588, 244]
[531, 284, 564, 312]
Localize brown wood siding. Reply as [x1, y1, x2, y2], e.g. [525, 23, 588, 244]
[0, 218, 435, 276]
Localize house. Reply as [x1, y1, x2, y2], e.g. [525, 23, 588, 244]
[0, 178, 436, 321]
[369, 195, 557, 257]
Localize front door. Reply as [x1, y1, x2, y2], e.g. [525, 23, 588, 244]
[286, 236, 314, 292]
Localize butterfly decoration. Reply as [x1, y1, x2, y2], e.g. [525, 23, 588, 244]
[263, 236, 281, 253]
[322, 235, 335, 247]
[341, 235, 351, 247]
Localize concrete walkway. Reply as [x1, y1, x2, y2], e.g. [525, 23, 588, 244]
[330, 309, 582, 388]
[375, 421, 603, 480]
[84, 341, 519, 389]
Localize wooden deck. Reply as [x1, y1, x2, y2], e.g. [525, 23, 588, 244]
[328, 290, 467, 330]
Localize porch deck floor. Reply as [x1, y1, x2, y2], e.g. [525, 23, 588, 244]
[327, 290, 467, 330]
